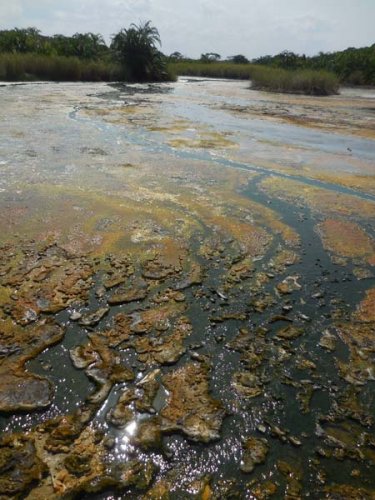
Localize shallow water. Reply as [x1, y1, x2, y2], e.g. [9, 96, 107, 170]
[0, 78, 374, 499]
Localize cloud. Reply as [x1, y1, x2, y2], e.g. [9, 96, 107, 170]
[0, 2, 23, 25]
[1, 0, 374, 58]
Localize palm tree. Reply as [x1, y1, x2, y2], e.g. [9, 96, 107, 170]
[111, 21, 167, 81]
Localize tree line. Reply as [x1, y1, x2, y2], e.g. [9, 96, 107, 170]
[0, 26, 374, 85]
[252, 47, 375, 85]
[0, 23, 169, 82]
[0, 28, 109, 60]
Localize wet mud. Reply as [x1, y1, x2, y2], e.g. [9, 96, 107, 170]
[0, 78, 374, 499]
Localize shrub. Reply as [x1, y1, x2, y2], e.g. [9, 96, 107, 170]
[0, 53, 120, 81]
[250, 66, 339, 95]
[168, 61, 255, 80]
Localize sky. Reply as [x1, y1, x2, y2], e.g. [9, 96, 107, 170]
[0, 0, 374, 59]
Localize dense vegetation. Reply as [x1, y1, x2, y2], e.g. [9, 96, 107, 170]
[0, 53, 121, 81]
[0, 25, 173, 82]
[250, 66, 339, 95]
[168, 45, 375, 87]
[111, 21, 170, 82]
[0, 28, 109, 60]
[168, 61, 339, 95]
[0, 26, 373, 87]
[167, 61, 254, 80]
[253, 46, 375, 86]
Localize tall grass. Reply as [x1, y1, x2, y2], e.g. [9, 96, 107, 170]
[0, 54, 340, 95]
[168, 61, 256, 80]
[0, 53, 122, 81]
[250, 66, 339, 95]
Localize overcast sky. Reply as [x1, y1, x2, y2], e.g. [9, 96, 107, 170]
[1, 0, 374, 59]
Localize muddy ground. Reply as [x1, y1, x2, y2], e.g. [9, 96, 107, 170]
[0, 78, 374, 499]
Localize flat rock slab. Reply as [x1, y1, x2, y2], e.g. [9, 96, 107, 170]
[0, 373, 52, 412]
[161, 362, 225, 443]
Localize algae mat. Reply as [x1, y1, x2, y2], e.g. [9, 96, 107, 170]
[0, 79, 374, 498]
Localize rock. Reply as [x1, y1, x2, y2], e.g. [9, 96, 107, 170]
[277, 460, 303, 498]
[132, 317, 191, 366]
[251, 293, 275, 313]
[232, 372, 263, 398]
[173, 263, 202, 290]
[240, 437, 269, 473]
[121, 460, 156, 490]
[103, 275, 126, 289]
[336, 322, 375, 385]
[106, 388, 136, 427]
[161, 362, 225, 443]
[276, 276, 301, 295]
[132, 417, 163, 450]
[324, 483, 375, 499]
[353, 267, 373, 280]
[269, 423, 287, 442]
[269, 315, 293, 323]
[0, 439, 46, 496]
[2, 244, 94, 324]
[289, 436, 302, 447]
[295, 357, 317, 371]
[142, 255, 178, 281]
[64, 452, 92, 476]
[79, 307, 109, 327]
[71, 334, 134, 405]
[95, 312, 133, 348]
[141, 479, 171, 499]
[282, 304, 293, 313]
[276, 325, 303, 340]
[299, 313, 311, 322]
[102, 436, 115, 449]
[70, 311, 82, 321]
[70, 342, 100, 368]
[135, 369, 161, 413]
[95, 285, 106, 299]
[226, 328, 254, 351]
[248, 480, 278, 499]
[0, 320, 65, 412]
[108, 287, 147, 305]
[319, 330, 336, 351]
[44, 414, 85, 453]
[0, 373, 53, 412]
[354, 287, 375, 322]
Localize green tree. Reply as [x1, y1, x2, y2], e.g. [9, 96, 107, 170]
[200, 52, 221, 63]
[0, 27, 42, 53]
[169, 51, 185, 61]
[111, 21, 168, 81]
[72, 33, 107, 59]
[227, 54, 249, 64]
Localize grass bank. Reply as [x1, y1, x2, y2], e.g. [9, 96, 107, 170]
[0, 54, 340, 95]
[169, 62, 339, 96]
[0, 53, 122, 81]
[168, 61, 255, 80]
[250, 66, 339, 95]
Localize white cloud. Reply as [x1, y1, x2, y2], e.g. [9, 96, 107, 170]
[0, 2, 23, 25]
[1, 0, 374, 58]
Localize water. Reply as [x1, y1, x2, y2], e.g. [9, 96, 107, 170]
[0, 78, 374, 498]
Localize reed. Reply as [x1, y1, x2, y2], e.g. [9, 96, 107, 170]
[250, 66, 339, 95]
[168, 61, 255, 80]
[0, 53, 121, 81]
